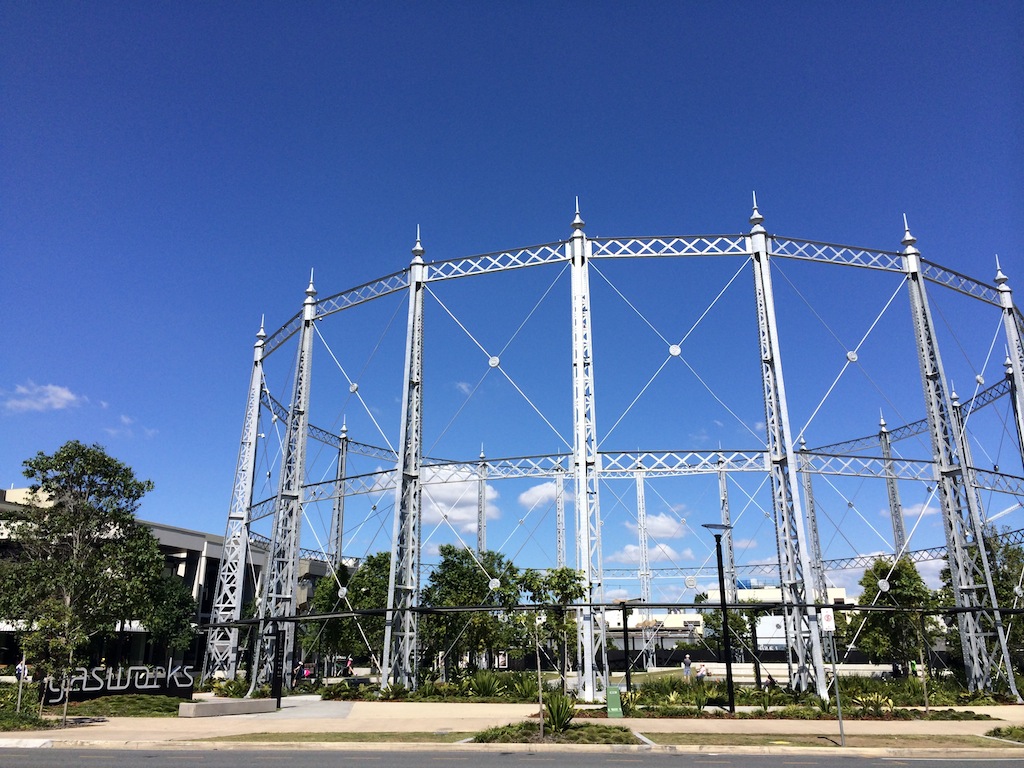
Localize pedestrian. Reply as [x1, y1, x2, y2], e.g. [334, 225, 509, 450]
[14, 659, 26, 681]
[683, 654, 692, 678]
[696, 663, 708, 681]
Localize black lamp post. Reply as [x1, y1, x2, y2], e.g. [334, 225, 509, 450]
[703, 523, 735, 713]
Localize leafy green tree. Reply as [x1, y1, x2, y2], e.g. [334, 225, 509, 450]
[519, 567, 585, 688]
[144, 573, 199, 653]
[855, 557, 935, 664]
[420, 544, 521, 676]
[0, 441, 191, 676]
[298, 563, 351, 667]
[700, 605, 752, 660]
[335, 553, 390, 667]
[938, 526, 1024, 676]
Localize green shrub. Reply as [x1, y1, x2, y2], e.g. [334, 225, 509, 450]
[0, 710, 52, 732]
[508, 672, 539, 701]
[468, 670, 504, 698]
[473, 721, 639, 744]
[851, 691, 894, 716]
[543, 693, 576, 733]
[988, 725, 1024, 743]
[693, 683, 710, 711]
[212, 677, 251, 698]
[776, 705, 824, 720]
[322, 681, 377, 701]
[379, 682, 408, 700]
[620, 689, 641, 716]
[638, 674, 687, 703]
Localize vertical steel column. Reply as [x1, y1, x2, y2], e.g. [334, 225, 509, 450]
[995, 263, 1024, 463]
[798, 441, 830, 605]
[747, 198, 828, 698]
[382, 233, 426, 690]
[950, 392, 1021, 698]
[634, 465, 654, 670]
[255, 277, 317, 687]
[555, 468, 566, 569]
[203, 322, 265, 681]
[477, 448, 487, 553]
[717, 456, 738, 604]
[879, 415, 909, 557]
[329, 422, 349, 570]
[902, 220, 1018, 696]
[569, 203, 606, 701]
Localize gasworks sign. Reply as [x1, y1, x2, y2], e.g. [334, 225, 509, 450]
[42, 660, 195, 704]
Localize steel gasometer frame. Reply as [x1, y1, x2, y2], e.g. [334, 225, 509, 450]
[205, 200, 1024, 702]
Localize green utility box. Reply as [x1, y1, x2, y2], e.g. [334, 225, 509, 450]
[606, 686, 623, 718]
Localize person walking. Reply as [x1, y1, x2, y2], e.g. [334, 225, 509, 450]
[683, 654, 692, 678]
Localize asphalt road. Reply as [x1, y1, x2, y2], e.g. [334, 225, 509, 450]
[2, 750, 1024, 768]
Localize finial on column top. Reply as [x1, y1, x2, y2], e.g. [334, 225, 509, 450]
[749, 192, 765, 233]
[572, 197, 585, 231]
[257, 315, 266, 339]
[306, 268, 317, 297]
[412, 225, 425, 261]
[995, 255, 1008, 286]
[901, 214, 918, 253]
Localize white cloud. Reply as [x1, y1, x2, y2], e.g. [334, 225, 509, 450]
[422, 542, 442, 558]
[104, 414, 153, 440]
[901, 502, 939, 518]
[625, 512, 686, 539]
[607, 543, 693, 564]
[4, 382, 85, 412]
[732, 537, 758, 551]
[455, 381, 472, 396]
[420, 466, 499, 533]
[916, 558, 946, 589]
[518, 481, 568, 509]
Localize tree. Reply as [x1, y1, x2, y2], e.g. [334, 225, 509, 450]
[420, 544, 521, 676]
[144, 573, 200, 654]
[298, 563, 351, 668]
[320, 552, 390, 668]
[855, 557, 935, 664]
[519, 567, 585, 688]
[938, 526, 1024, 677]
[0, 441, 193, 675]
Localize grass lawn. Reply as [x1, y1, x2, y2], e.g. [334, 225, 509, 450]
[203, 731, 472, 743]
[40, 694, 186, 717]
[643, 732, 1021, 749]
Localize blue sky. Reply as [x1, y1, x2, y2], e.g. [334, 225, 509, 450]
[3, 2, 1022, 599]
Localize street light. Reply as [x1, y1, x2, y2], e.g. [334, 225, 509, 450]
[702, 523, 735, 713]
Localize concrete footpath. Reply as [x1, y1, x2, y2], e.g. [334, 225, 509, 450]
[2, 694, 1024, 757]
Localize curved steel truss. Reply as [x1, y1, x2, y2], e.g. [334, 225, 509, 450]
[206, 201, 1024, 702]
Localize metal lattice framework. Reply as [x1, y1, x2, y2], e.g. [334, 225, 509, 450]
[204, 201, 1024, 701]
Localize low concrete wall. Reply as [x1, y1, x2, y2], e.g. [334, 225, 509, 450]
[178, 698, 278, 717]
